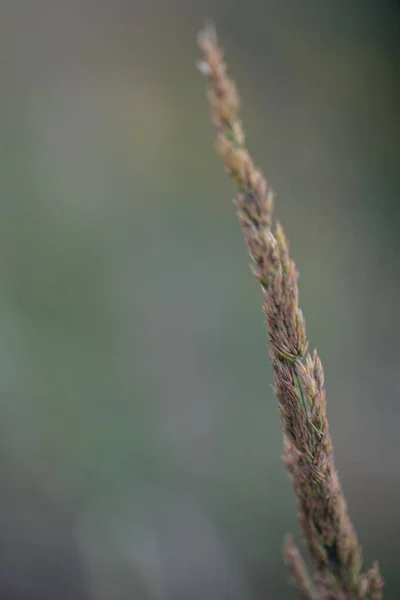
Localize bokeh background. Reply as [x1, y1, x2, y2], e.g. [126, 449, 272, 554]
[1, 0, 400, 598]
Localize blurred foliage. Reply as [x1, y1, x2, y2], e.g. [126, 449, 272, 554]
[1, 0, 400, 598]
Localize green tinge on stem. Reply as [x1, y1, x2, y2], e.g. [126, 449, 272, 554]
[293, 369, 310, 426]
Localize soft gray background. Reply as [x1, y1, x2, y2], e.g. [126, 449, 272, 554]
[1, 0, 400, 598]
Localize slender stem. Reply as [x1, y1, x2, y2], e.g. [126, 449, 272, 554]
[197, 23, 383, 599]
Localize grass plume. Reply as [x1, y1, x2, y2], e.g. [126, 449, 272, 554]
[197, 24, 383, 599]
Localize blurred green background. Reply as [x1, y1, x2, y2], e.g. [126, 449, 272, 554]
[1, 0, 400, 598]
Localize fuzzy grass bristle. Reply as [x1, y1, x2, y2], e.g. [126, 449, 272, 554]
[197, 23, 383, 599]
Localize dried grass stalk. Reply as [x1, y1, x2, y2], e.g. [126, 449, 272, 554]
[197, 24, 383, 599]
